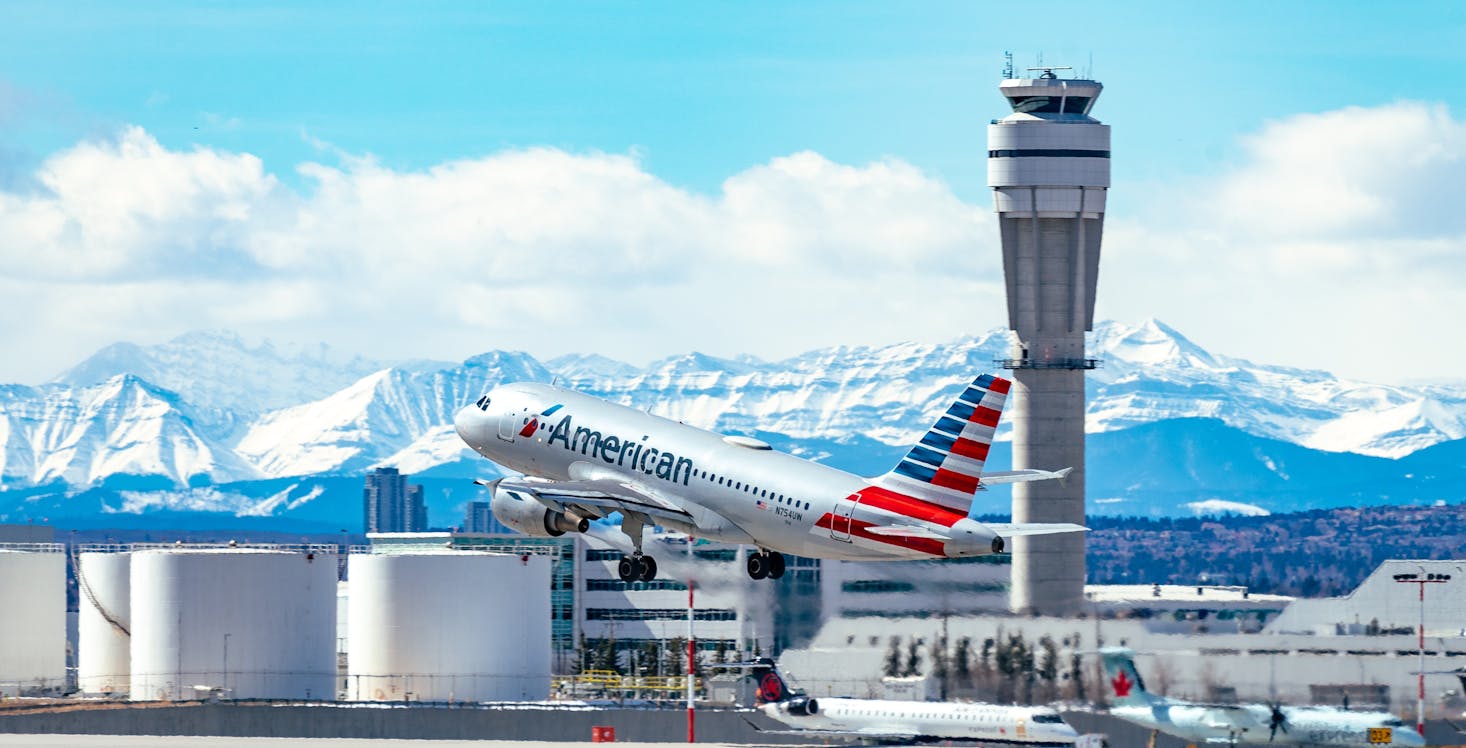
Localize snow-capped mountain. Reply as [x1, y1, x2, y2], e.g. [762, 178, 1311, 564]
[235, 351, 551, 478]
[3, 320, 1465, 525]
[1086, 320, 1466, 458]
[0, 375, 257, 488]
[50, 330, 401, 420]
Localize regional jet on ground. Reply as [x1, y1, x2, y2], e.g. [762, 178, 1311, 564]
[1099, 649, 1423, 746]
[746, 658, 1083, 745]
[453, 374, 1083, 581]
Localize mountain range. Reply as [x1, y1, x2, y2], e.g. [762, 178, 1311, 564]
[2, 320, 1463, 530]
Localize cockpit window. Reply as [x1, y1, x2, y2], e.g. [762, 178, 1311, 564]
[1384, 718, 1405, 727]
[1031, 713, 1065, 724]
[475, 395, 491, 411]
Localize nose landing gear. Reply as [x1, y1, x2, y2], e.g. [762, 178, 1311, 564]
[746, 550, 786, 580]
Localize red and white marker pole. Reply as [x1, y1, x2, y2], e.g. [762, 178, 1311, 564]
[686, 538, 696, 743]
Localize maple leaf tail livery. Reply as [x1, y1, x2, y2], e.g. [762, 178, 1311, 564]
[1097, 648, 1161, 708]
[453, 372, 1086, 582]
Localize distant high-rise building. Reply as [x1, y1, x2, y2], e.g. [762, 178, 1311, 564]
[363, 468, 427, 533]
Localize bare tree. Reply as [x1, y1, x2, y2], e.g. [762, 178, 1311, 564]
[953, 636, 973, 690]
[1037, 635, 1060, 703]
[928, 637, 949, 698]
[1149, 655, 1175, 698]
[903, 638, 923, 678]
[883, 637, 902, 678]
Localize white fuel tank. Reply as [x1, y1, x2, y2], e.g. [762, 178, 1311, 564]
[346, 550, 551, 702]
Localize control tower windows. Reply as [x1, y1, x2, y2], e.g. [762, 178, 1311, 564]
[1006, 96, 1092, 115]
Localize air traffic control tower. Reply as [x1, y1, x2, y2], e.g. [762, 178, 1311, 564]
[988, 67, 1106, 615]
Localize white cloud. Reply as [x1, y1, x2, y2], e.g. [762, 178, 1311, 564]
[0, 128, 998, 382]
[1098, 101, 1466, 381]
[6, 102, 1466, 385]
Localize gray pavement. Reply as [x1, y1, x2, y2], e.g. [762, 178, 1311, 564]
[0, 739, 737, 748]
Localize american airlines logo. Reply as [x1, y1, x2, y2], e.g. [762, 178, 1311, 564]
[544, 413, 695, 486]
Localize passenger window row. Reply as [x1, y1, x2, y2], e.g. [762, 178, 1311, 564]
[692, 467, 810, 511]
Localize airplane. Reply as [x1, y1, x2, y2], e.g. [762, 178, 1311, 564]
[453, 373, 1085, 581]
[746, 657, 1083, 745]
[1098, 648, 1424, 746]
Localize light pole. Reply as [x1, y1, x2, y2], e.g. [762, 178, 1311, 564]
[1393, 568, 1451, 736]
[222, 632, 231, 698]
[686, 534, 695, 743]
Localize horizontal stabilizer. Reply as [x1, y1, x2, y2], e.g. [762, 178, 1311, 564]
[864, 524, 950, 540]
[984, 522, 1088, 537]
[981, 466, 1072, 485]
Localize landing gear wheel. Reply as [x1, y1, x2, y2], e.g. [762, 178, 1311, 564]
[637, 555, 658, 581]
[747, 552, 769, 580]
[617, 555, 641, 583]
[767, 551, 786, 579]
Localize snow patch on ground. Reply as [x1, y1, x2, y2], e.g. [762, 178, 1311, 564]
[1185, 499, 1271, 517]
[108, 483, 315, 517]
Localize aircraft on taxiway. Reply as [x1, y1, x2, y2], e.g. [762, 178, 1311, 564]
[453, 373, 1084, 582]
[746, 657, 1085, 745]
[1099, 648, 1424, 746]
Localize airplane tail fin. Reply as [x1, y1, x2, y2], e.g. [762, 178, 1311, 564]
[873, 374, 1010, 512]
[1098, 648, 1163, 707]
[732, 657, 800, 705]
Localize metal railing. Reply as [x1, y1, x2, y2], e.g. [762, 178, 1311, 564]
[0, 542, 65, 553]
[77, 542, 341, 554]
[995, 357, 1101, 370]
[551, 671, 702, 701]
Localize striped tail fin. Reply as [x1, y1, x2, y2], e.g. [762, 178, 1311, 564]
[874, 374, 1009, 511]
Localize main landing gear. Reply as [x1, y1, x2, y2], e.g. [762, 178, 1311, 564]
[617, 553, 658, 583]
[746, 550, 786, 580]
[617, 513, 657, 583]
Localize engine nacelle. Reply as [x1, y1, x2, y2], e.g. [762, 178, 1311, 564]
[786, 697, 818, 716]
[491, 486, 589, 537]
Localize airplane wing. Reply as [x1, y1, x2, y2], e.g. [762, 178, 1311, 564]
[981, 467, 1073, 485]
[1198, 706, 1265, 730]
[499, 477, 694, 524]
[984, 522, 1089, 537]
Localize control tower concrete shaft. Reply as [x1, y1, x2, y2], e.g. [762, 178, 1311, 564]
[987, 72, 1107, 615]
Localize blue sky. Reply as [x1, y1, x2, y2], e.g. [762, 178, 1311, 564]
[2, 1, 1465, 383]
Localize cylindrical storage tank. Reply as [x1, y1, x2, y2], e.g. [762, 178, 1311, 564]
[129, 548, 336, 701]
[347, 551, 551, 702]
[77, 551, 132, 696]
[0, 546, 66, 695]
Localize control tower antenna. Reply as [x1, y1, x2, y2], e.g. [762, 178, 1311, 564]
[987, 66, 1108, 616]
[1026, 66, 1072, 79]
[1003, 51, 1014, 80]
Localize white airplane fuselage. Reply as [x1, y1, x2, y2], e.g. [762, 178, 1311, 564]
[761, 696, 1079, 745]
[454, 382, 1000, 561]
[1111, 703, 1422, 746]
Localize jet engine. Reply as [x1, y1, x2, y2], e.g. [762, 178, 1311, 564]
[786, 697, 819, 716]
[491, 485, 589, 537]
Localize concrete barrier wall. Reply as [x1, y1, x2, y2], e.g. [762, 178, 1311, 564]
[0, 704, 820, 743]
[0, 703, 1457, 747]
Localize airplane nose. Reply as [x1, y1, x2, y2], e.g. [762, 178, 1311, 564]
[454, 405, 483, 446]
